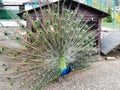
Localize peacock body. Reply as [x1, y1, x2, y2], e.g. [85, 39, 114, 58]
[0, 0, 98, 90]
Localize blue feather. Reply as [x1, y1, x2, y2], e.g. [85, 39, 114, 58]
[61, 66, 74, 76]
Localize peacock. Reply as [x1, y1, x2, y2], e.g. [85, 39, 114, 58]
[0, 0, 98, 90]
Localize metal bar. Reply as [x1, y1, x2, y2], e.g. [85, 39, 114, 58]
[112, 0, 116, 30]
[98, 18, 101, 55]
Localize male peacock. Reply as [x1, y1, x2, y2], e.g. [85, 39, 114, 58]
[0, 0, 98, 89]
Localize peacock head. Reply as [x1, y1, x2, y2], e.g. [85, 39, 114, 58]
[68, 64, 74, 71]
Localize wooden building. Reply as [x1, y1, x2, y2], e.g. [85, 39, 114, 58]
[18, 0, 109, 28]
[17, 0, 109, 54]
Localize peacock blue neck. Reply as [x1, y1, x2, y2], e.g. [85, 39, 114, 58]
[59, 56, 72, 76]
[61, 67, 72, 76]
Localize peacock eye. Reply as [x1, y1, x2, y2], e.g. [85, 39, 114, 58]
[61, 27, 65, 31]
[46, 21, 51, 26]
[32, 52, 36, 56]
[40, 59, 44, 62]
[34, 41, 38, 45]
[34, 63, 39, 67]
[85, 25, 88, 29]
[1, 47, 6, 52]
[55, 32, 58, 36]
[67, 24, 70, 27]
[53, 14, 57, 19]
[23, 12, 29, 19]
[20, 24, 25, 30]
[4, 32, 8, 36]
[65, 9, 68, 13]
[16, 37, 21, 41]
[21, 80, 25, 85]
[25, 45, 28, 48]
[28, 33, 33, 37]
[34, 20, 40, 27]
[10, 82, 13, 86]
[47, 31, 51, 35]
[45, 10, 49, 14]
[54, 24, 58, 29]
[43, 40, 47, 45]
[4, 67, 8, 71]
[13, 54, 17, 58]
[52, 39, 55, 42]
[88, 35, 92, 39]
[62, 19, 65, 22]
[16, 68, 20, 72]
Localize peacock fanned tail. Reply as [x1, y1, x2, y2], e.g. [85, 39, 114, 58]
[0, 0, 98, 89]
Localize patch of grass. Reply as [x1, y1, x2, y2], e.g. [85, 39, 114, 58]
[102, 21, 120, 30]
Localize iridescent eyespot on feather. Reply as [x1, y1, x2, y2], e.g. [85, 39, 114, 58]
[54, 24, 58, 29]
[53, 13, 57, 19]
[32, 52, 37, 56]
[10, 82, 13, 86]
[13, 54, 18, 58]
[34, 41, 38, 46]
[22, 12, 29, 19]
[88, 35, 92, 39]
[33, 20, 40, 27]
[1, 47, 6, 52]
[61, 19, 65, 23]
[22, 59, 29, 64]
[4, 67, 8, 71]
[25, 45, 29, 48]
[46, 21, 51, 26]
[85, 25, 89, 29]
[47, 31, 51, 35]
[4, 32, 8, 36]
[43, 40, 47, 45]
[21, 80, 25, 85]
[34, 63, 39, 67]
[55, 32, 58, 36]
[28, 33, 33, 37]
[45, 10, 49, 14]
[61, 27, 65, 31]
[16, 37, 21, 41]
[39, 31, 42, 35]
[20, 24, 25, 30]
[16, 68, 20, 72]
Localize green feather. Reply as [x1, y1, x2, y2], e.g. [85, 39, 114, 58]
[59, 56, 67, 72]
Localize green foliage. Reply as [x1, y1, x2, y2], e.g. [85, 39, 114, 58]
[116, 0, 120, 6]
[0, 10, 19, 19]
[115, 12, 120, 23]
[102, 21, 120, 29]
[92, 0, 106, 10]
[106, 6, 112, 23]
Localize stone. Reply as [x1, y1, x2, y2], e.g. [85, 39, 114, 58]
[106, 57, 117, 61]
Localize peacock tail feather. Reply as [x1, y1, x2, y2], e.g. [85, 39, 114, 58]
[0, 0, 99, 89]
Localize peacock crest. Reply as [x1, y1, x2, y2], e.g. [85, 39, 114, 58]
[0, 0, 98, 90]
